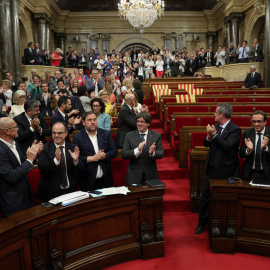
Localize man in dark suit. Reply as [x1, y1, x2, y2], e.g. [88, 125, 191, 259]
[204, 47, 214, 67]
[85, 69, 105, 97]
[36, 122, 84, 202]
[186, 54, 197, 76]
[24, 42, 36, 65]
[122, 112, 164, 186]
[116, 93, 148, 149]
[242, 65, 262, 88]
[72, 112, 117, 191]
[36, 82, 52, 117]
[240, 111, 270, 182]
[252, 39, 263, 62]
[35, 43, 46, 65]
[14, 100, 51, 155]
[58, 89, 85, 118]
[50, 96, 82, 139]
[195, 103, 241, 234]
[0, 117, 41, 216]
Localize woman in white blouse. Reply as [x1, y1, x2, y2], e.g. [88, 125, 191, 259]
[1, 80, 13, 107]
[155, 55, 164, 77]
[9, 90, 26, 119]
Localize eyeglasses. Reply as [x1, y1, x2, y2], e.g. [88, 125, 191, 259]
[251, 120, 264, 124]
[52, 131, 66, 135]
[0, 125, 18, 130]
[137, 120, 146, 124]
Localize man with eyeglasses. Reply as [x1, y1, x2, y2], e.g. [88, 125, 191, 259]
[0, 117, 42, 216]
[195, 103, 241, 234]
[36, 122, 84, 202]
[116, 93, 148, 149]
[240, 110, 270, 182]
[122, 112, 164, 186]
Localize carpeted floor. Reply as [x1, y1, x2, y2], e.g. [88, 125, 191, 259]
[106, 101, 270, 269]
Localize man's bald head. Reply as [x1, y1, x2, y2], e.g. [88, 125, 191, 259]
[0, 118, 18, 141]
[124, 93, 136, 108]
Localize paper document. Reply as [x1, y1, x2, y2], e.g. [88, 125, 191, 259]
[249, 181, 270, 187]
[49, 191, 89, 205]
[101, 186, 130, 196]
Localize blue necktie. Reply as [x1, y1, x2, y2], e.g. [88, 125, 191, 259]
[242, 48, 245, 58]
[255, 133, 261, 171]
[140, 134, 146, 150]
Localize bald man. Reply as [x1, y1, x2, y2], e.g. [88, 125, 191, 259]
[0, 117, 42, 216]
[116, 93, 148, 149]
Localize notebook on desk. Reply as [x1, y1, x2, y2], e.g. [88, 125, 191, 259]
[145, 179, 166, 187]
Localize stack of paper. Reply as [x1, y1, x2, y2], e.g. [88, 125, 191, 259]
[249, 181, 270, 187]
[101, 186, 130, 196]
[49, 191, 89, 205]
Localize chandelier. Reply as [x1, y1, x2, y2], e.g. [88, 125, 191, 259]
[118, 0, 165, 33]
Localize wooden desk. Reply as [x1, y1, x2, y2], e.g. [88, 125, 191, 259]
[0, 186, 165, 270]
[209, 179, 270, 257]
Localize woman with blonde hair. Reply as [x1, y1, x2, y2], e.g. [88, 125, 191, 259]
[99, 89, 117, 124]
[50, 48, 63, 67]
[70, 78, 80, 96]
[105, 79, 116, 104]
[70, 69, 86, 87]
[0, 80, 12, 107]
[9, 90, 26, 118]
[121, 77, 133, 105]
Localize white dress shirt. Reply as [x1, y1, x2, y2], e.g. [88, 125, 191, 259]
[86, 130, 103, 178]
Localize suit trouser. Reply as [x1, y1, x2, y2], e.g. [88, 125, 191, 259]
[198, 167, 216, 225]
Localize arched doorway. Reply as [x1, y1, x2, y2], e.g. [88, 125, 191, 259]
[120, 43, 152, 57]
[250, 16, 265, 44]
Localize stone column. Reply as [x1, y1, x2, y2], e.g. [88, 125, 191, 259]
[100, 34, 110, 52]
[89, 34, 99, 51]
[46, 22, 51, 51]
[10, 0, 20, 81]
[162, 33, 172, 52]
[55, 33, 66, 54]
[264, 0, 270, 87]
[34, 13, 47, 49]
[0, 0, 15, 77]
[206, 32, 216, 48]
[225, 17, 231, 48]
[230, 13, 243, 47]
[174, 34, 184, 52]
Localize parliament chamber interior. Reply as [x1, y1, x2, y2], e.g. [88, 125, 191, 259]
[1, 0, 270, 269]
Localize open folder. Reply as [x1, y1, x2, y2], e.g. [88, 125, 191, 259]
[49, 191, 89, 205]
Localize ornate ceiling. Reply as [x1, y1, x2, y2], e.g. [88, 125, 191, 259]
[56, 0, 218, 12]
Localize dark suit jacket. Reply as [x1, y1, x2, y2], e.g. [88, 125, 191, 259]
[203, 121, 241, 179]
[239, 126, 270, 180]
[68, 55, 79, 68]
[186, 58, 197, 75]
[35, 48, 46, 65]
[14, 112, 51, 155]
[171, 61, 180, 77]
[242, 72, 262, 88]
[36, 141, 84, 202]
[24, 47, 36, 65]
[72, 128, 118, 191]
[116, 103, 137, 148]
[36, 93, 53, 117]
[70, 96, 85, 118]
[0, 140, 33, 216]
[252, 43, 263, 62]
[204, 52, 214, 65]
[134, 88, 144, 104]
[50, 110, 75, 140]
[122, 129, 164, 185]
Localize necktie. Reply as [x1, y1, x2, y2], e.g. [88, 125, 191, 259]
[140, 134, 146, 150]
[131, 108, 136, 118]
[242, 48, 245, 58]
[59, 146, 68, 188]
[252, 73, 254, 78]
[217, 126, 223, 136]
[255, 133, 261, 171]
